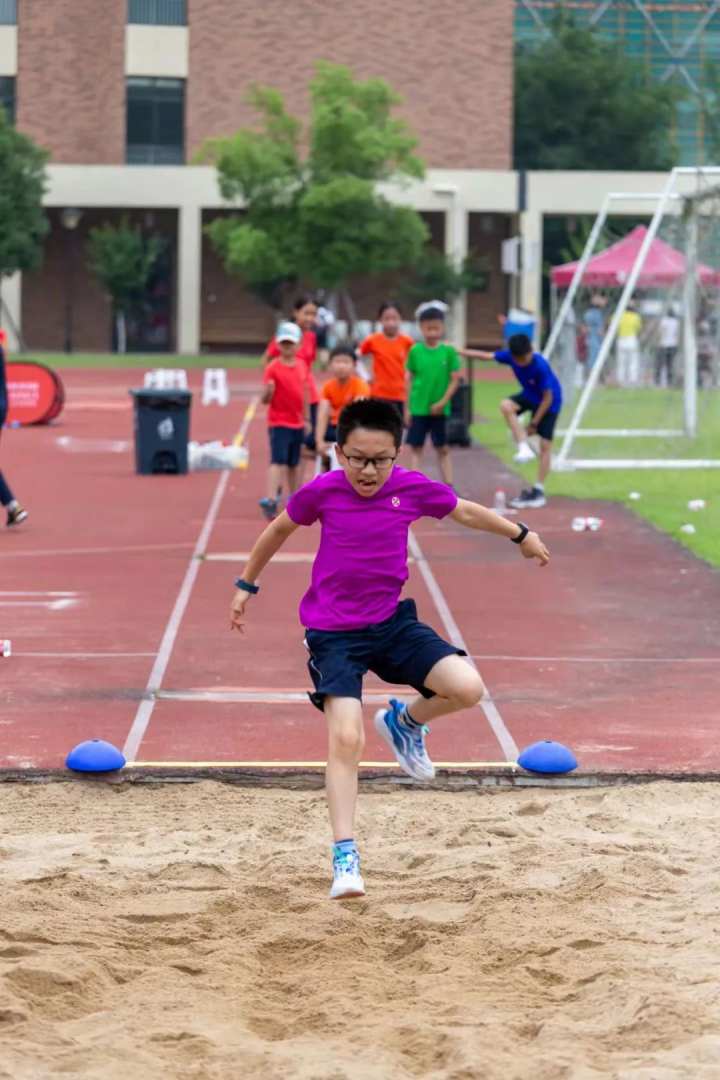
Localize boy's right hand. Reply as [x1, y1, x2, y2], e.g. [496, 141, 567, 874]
[520, 531, 550, 566]
[230, 589, 252, 633]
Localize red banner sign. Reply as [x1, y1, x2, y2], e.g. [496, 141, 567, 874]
[6, 362, 65, 426]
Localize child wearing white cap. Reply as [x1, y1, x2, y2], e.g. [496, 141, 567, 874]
[259, 322, 310, 519]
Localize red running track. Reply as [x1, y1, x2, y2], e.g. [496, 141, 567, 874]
[1, 367, 719, 773]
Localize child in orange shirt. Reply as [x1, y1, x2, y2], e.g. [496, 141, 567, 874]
[359, 301, 414, 420]
[316, 344, 370, 462]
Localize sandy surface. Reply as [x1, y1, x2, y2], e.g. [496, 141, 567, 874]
[1, 780, 719, 1079]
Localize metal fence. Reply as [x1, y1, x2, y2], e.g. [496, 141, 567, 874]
[0, 0, 17, 26]
[128, 0, 186, 25]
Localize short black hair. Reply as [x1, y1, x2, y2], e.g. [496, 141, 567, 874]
[337, 398, 403, 450]
[329, 342, 357, 362]
[292, 295, 316, 312]
[418, 305, 446, 323]
[508, 333, 532, 357]
[378, 300, 402, 319]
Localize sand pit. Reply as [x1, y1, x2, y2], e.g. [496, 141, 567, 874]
[1, 780, 719, 1079]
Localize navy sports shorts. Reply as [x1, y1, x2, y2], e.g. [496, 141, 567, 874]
[304, 598, 465, 711]
[269, 425, 304, 467]
[509, 394, 560, 441]
[406, 414, 448, 448]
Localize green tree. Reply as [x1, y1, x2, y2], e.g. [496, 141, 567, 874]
[0, 108, 48, 347]
[202, 62, 428, 325]
[399, 248, 490, 308]
[514, 13, 683, 170]
[87, 218, 163, 353]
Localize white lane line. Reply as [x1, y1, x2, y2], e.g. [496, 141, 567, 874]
[158, 690, 411, 705]
[12, 652, 156, 659]
[470, 654, 720, 664]
[407, 530, 519, 761]
[0, 542, 194, 559]
[123, 397, 258, 762]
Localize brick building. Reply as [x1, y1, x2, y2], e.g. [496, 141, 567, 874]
[0, 0, 518, 352]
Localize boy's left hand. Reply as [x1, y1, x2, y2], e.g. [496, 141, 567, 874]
[520, 531, 550, 566]
[429, 401, 445, 416]
[527, 422, 538, 436]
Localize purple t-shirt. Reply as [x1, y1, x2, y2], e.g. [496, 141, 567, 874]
[286, 467, 457, 631]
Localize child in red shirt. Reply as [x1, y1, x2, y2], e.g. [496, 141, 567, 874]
[260, 322, 309, 520]
[262, 296, 320, 449]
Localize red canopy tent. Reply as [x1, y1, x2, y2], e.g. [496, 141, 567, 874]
[551, 225, 720, 288]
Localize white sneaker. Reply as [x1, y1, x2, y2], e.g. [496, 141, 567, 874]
[513, 441, 536, 463]
[329, 847, 366, 900]
[374, 699, 435, 781]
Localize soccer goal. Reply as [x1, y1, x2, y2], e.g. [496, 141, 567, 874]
[545, 166, 720, 470]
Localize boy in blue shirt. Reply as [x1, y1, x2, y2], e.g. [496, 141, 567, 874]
[467, 333, 563, 509]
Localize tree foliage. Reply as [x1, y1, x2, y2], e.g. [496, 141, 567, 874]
[0, 108, 49, 279]
[514, 14, 683, 170]
[202, 62, 428, 310]
[399, 249, 490, 306]
[87, 218, 163, 315]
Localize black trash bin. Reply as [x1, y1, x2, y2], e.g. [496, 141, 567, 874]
[447, 377, 472, 447]
[130, 388, 192, 475]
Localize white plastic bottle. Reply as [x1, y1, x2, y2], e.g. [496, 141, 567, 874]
[493, 489, 507, 513]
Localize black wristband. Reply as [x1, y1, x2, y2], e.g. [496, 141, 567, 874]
[234, 578, 259, 594]
[511, 522, 529, 545]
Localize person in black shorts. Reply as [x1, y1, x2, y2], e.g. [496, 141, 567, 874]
[465, 333, 563, 509]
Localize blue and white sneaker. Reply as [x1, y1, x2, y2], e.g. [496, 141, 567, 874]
[374, 698, 435, 781]
[258, 497, 279, 520]
[330, 847, 365, 900]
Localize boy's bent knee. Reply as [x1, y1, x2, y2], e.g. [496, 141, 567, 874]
[329, 724, 365, 760]
[452, 669, 486, 708]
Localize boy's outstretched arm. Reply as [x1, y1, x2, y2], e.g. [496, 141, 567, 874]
[458, 347, 495, 360]
[450, 498, 550, 565]
[230, 512, 300, 632]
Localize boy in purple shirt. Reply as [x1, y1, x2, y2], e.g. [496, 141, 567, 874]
[230, 400, 549, 900]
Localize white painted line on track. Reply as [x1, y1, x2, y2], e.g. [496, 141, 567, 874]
[158, 690, 411, 705]
[13, 652, 156, 659]
[407, 530, 519, 761]
[123, 397, 259, 762]
[1, 542, 194, 559]
[471, 654, 720, 664]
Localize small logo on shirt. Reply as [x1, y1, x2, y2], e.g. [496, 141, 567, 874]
[391, 496, 401, 508]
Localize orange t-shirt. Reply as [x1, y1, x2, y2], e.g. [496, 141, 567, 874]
[359, 332, 414, 401]
[321, 375, 370, 424]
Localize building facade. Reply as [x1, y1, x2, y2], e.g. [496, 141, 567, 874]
[0, 0, 518, 352]
[516, 0, 720, 165]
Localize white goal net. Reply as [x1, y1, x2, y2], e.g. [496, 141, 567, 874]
[545, 167, 720, 470]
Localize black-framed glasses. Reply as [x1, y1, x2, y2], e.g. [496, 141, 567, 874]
[344, 453, 397, 471]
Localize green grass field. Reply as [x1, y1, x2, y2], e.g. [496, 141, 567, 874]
[472, 380, 720, 569]
[17, 352, 262, 370]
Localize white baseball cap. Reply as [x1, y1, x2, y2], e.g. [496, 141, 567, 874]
[276, 321, 302, 344]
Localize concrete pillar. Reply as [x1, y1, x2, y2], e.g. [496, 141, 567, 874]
[1, 272, 22, 352]
[519, 208, 542, 342]
[177, 202, 201, 355]
[441, 199, 469, 348]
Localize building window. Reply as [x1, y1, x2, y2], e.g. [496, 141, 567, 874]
[0, 76, 14, 123]
[126, 77, 184, 165]
[0, 0, 16, 25]
[128, 0, 186, 26]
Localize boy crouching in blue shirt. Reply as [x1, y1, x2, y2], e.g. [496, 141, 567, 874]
[467, 333, 563, 509]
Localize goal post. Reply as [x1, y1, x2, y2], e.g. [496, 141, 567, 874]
[545, 166, 720, 471]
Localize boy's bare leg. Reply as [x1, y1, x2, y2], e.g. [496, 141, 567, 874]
[409, 447, 423, 472]
[325, 696, 365, 842]
[404, 654, 485, 725]
[287, 464, 301, 493]
[436, 445, 453, 486]
[500, 399, 526, 444]
[538, 438, 552, 485]
[267, 464, 283, 500]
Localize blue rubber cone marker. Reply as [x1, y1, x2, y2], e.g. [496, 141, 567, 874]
[517, 740, 577, 775]
[66, 739, 126, 773]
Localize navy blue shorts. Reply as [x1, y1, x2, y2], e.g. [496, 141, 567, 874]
[406, 414, 448, 448]
[509, 394, 560, 441]
[304, 598, 465, 711]
[269, 426, 304, 467]
[305, 402, 318, 451]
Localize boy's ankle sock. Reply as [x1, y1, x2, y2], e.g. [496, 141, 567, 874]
[333, 838, 357, 855]
[534, 482, 544, 492]
[6, 500, 18, 511]
[400, 706, 422, 730]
